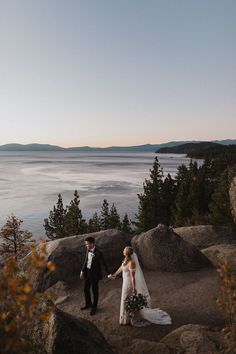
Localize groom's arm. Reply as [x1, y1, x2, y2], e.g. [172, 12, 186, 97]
[81, 252, 88, 273]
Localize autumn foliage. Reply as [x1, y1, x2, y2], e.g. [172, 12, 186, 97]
[0, 215, 34, 260]
[0, 241, 56, 354]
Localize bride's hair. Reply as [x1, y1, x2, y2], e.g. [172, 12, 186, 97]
[123, 246, 134, 265]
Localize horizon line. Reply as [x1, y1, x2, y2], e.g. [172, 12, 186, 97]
[1, 138, 236, 149]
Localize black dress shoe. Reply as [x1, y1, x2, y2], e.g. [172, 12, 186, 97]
[90, 307, 97, 316]
[80, 305, 92, 310]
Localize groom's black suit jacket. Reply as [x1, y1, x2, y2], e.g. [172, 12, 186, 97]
[81, 247, 108, 281]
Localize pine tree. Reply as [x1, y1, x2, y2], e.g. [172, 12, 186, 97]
[65, 190, 87, 235]
[44, 194, 67, 240]
[135, 157, 164, 232]
[173, 161, 205, 226]
[87, 212, 101, 233]
[100, 199, 110, 230]
[209, 169, 233, 225]
[188, 160, 201, 210]
[172, 164, 192, 226]
[0, 215, 34, 259]
[196, 162, 213, 215]
[160, 173, 177, 225]
[120, 213, 132, 234]
[109, 203, 121, 229]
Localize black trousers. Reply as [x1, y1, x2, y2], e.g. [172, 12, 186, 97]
[84, 275, 99, 309]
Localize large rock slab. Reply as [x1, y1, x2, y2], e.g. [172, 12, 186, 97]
[31, 306, 113, 354]
[202, 244, 236, 270]
[127, 339, 170, 354]
[131, 224, 212, 271]
[229, 173, 236, 223]
[160, 324, 227, 354]
[31, 229, 132, 291]
[174, 225, 236, 250]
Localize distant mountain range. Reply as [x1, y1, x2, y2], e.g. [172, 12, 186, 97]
[0, 140, 236, 152]
[156, 141, 236, 160]
[156, 141, 221, 154]
[0, 142, 190, 152]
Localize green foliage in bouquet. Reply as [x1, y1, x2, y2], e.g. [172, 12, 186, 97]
[125, 293, 148, 317]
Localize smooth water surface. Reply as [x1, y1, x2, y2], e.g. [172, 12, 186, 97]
[0, 151, 196, 237]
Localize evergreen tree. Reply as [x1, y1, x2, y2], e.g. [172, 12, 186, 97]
[100, 199, 110, 230]
[172, 161, 206, 226]
[209, 169, 233, 225]
[135, 157, 164, 232]
[87, 212, 101, 233]
[109, 203, 121, 229]
[120, 213, 132, 234]
[160, 173, 177, 225]
[188, 160, 201, 210]
[65, 190, 87, 235]
[0, 215, 34, 259]
[172, 164, 193, 226]
[44, 194, 67, 240]
[196, 162, 213, 215]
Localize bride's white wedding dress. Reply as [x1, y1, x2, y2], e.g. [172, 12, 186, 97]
[119, 253, 172, 327]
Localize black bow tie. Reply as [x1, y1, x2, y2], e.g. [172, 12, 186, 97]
[88, 250, 93, 253]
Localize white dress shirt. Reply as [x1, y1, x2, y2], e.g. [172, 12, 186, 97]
[87, 247, 95, 269]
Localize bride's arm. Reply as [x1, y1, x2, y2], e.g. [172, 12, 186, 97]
[128, 261, 136, 294]
[111, 265, 123, 278]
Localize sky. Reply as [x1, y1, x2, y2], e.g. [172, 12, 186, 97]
[0, 0, 235, 147]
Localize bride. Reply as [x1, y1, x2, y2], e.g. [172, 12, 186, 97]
[110, 246, 172, 327]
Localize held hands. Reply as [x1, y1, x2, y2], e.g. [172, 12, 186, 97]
[132, 288, 137, 295]
[80, 271, 84, 280]
[107, 274, 116, 280]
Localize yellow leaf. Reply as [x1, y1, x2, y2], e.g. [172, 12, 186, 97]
[39, 312, 51, 321]
[23, 284, 32, 294]
[47, 261, 56, 271]
[1, 312, 9, 320]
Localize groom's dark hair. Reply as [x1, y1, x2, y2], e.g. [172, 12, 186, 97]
[85, 236, 95, 244]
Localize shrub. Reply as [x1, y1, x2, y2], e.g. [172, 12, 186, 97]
[0, 241, 56, 354]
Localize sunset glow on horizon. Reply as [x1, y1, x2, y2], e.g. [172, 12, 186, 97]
[0, 0, 235, 147]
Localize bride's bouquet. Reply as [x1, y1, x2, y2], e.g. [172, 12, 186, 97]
[125, 293, 148, 317]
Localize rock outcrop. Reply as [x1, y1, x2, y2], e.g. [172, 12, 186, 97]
[30, 229, 132, 292]
[128, 339, 170, 354]
[229, 171, 236, 223]
[31, 306, 113, 354]
[174, 225, 236, 249]
[202, 244, 236, 270]
[131, 224, 212, 272]
[160, 324, 227, 354]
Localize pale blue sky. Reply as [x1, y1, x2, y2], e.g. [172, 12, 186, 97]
[0, 0, 235, 147]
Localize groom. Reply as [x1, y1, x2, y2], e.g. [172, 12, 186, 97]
[80, 236, 108, 315]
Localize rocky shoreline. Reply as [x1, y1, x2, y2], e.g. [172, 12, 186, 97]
[24, 222, 236, 354]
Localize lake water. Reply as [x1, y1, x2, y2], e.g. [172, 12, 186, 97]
[0, 151, 196, 237]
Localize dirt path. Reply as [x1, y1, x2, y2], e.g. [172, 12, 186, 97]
[55, 268, 224, 353]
